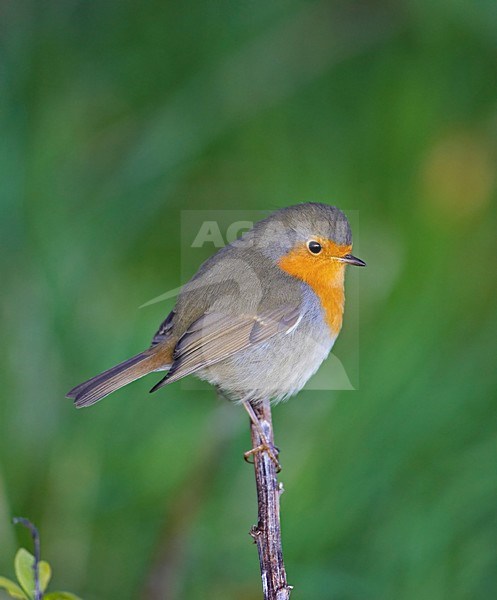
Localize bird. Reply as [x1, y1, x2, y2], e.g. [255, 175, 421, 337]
[67, 203, 365, 462]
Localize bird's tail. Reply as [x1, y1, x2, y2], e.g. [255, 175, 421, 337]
[67, 351, 168, 408]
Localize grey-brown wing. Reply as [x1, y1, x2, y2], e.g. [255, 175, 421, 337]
[150, 310, 175, 347]
[150, 305, 301, 391]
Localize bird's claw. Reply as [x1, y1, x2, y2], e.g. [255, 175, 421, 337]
[244, 443, 282, 472]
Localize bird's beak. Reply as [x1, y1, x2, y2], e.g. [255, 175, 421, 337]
[339, 254, 366, 267]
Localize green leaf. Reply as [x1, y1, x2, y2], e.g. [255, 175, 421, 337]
[44, 593, 82, 600]
[14, 549, 34, 599]
[13, 549, 51, 598]
[38, 562, 51, 593]
[0, 576, 28, 599]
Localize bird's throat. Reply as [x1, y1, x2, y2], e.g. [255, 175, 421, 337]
[278, 251, 346, 335]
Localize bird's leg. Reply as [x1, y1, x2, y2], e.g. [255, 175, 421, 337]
[242, 400, 281, 472]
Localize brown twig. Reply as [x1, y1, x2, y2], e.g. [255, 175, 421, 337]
[248, 399, 292, 600]
[13, 517, 42, 600]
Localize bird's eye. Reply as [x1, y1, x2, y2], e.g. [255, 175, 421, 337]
[307, 240, 322, 254]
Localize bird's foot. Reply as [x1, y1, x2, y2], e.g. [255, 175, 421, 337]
[244, 442, 281, 472]
[242, 399, 282, 472]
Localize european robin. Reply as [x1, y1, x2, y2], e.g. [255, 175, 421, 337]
[67, 203, 365, 460]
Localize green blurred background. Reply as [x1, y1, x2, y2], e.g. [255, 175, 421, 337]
[1, 1, 496, 599]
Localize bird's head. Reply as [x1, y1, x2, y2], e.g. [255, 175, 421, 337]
[253, 203, 365, 285]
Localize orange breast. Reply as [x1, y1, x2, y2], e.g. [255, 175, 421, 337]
[278, 241, 350, 335]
